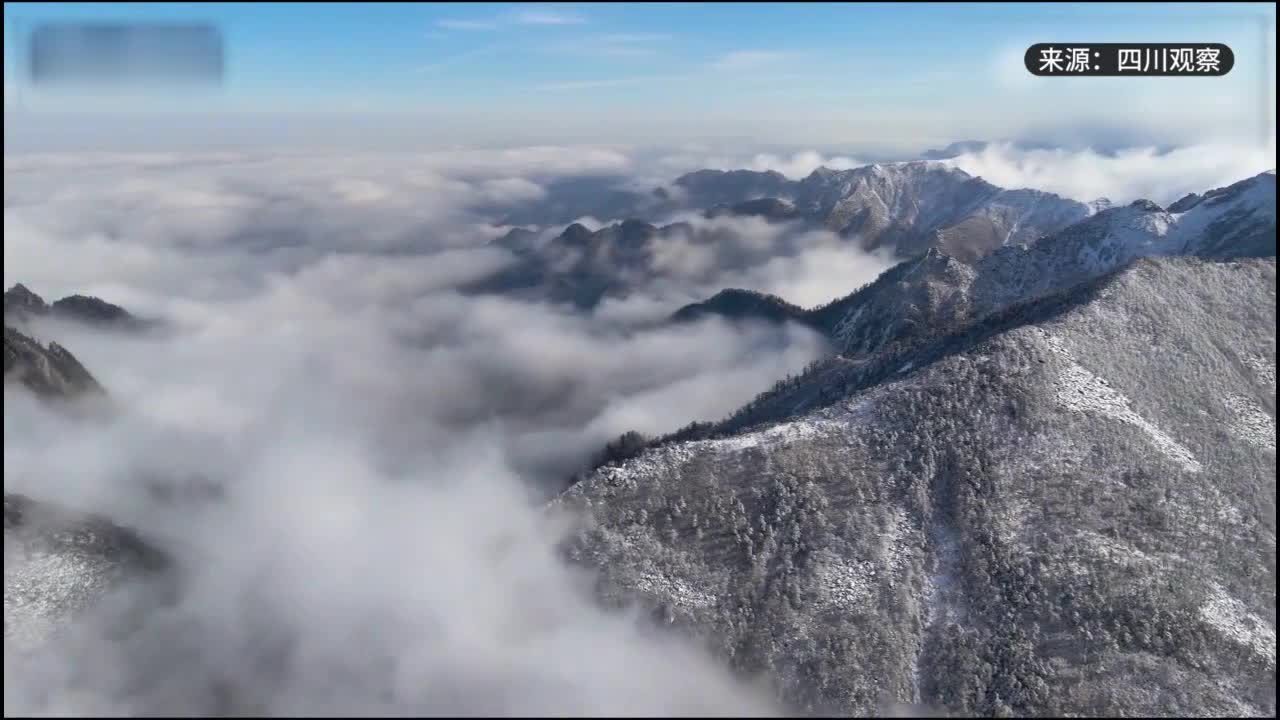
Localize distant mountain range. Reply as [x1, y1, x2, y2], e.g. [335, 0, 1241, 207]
[706, 161, 1100, 259]
[673, 170, 1275, 355]
[473, 161, 1108, 309]
[466, 219, 683, 309]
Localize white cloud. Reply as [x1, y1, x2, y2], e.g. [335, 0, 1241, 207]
[413, 46, 503, 74]
[509, 9, 588, 26]
[542, 33, 673, 59]
[409, 145, 634, 178]
[710, 50, 791, 72]
[436, 8, 586, 33]
[648, 148, 869, 180]
[724, 235, 898, 308]
[477, 177, 548, 205]
[747, 151, 865, 179]
[944, 140, 1277, 205]
[434, 18, 500, 31]
[534, 77, 656, 92]
[431, 8, 587, 37]
[3, 148, 846, 714]
[990, 44, 1047, 92]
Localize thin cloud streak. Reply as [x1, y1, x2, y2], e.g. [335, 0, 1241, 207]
[533, 77, 665, 92]
[435, 8, 588, 33]
[435, 19, 501, 31]
[413, 46, 504, 75]
[509, 9, 588, 26]
[709, 50, 793, 72]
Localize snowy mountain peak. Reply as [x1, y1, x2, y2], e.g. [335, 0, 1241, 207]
[802, 160, 970, 187]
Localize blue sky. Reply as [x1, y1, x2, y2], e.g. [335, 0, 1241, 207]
[3, 2, 1276, 152]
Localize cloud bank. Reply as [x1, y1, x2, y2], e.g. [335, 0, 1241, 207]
[628, 213, 898, 311]
[646, 147, 869, 181]
[2, 148, 847, 716]
[943, 140, 1277, 206]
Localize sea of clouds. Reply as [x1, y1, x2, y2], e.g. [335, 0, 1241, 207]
[3, 146, 831, 716]
[4, 138, 1273, 715]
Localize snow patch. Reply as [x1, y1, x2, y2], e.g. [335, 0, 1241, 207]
[1079, 531, 1159, 567]
[832, 303, 866, 347]
[568, 394, 879, 503]
[879, 508, 913, 582]
[994, 496, 1034, 547]
[631, 570, 718, 611]
[1198, 583, 1276, 669]
[700, 417, 838, 454]
[4, 547, 121, 651]
[1043, 332, 1202, 473]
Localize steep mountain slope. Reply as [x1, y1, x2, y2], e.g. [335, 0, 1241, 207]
[559, 256, 1277, 717]
[4, 326, 105, 399]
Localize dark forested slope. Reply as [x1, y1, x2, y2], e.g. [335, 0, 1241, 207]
[559, 256, 1277, 717]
